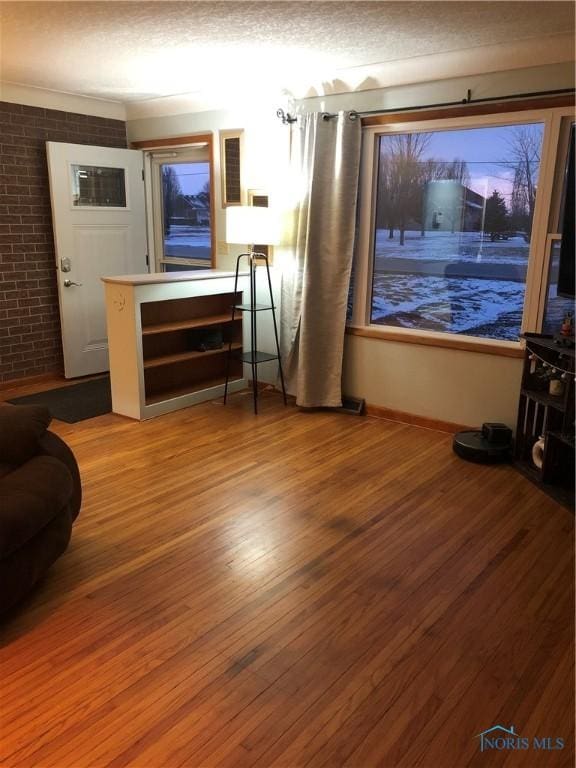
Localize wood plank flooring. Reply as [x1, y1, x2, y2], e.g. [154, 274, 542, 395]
[0, 389, 573, 767]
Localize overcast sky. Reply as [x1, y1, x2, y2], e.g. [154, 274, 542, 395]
[170, 162, 210, 195]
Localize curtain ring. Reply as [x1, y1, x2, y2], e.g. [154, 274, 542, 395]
[349, 111, 359, 121]
[277, 108, 297, 124]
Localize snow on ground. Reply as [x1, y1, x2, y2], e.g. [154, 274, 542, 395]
[371, 230, 530, 340]
[164, 225, 211, 260]
[374, 229, 529, 263]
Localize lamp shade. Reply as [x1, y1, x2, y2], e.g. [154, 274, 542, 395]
[225, 206, 280, 246]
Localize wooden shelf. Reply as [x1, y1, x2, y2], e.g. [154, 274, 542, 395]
[142, 313, 239, 336]
[548, 430, 575, 448]
[520, 388, 566, 411]
[515, 460, 574, 508]
[106, 278, 251, 420]
[516, 334, 574, 509]
[144, 342, 242, 370]
[145, 374, 243, 404]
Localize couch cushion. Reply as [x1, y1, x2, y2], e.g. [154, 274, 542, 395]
[0, 455, 73, 558]
[0, 463, 15, 481]
[0, 405, 52, 466]
[0, 511, 73, 615]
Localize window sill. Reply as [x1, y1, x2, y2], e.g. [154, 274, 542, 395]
[345, 325, 525, 358]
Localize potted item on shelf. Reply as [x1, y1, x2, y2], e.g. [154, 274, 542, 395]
[549, 378, 565, 397]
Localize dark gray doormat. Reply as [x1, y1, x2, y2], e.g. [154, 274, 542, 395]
[8, 376, 112, 423]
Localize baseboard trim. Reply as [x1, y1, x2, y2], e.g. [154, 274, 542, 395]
[365, 403, 473, 434]
[0, 372, 60, 392]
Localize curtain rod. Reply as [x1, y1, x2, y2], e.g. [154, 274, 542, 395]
[276, 88, 575, 124]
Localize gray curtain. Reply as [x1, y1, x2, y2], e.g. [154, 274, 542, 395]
[280, 111, 362, 407]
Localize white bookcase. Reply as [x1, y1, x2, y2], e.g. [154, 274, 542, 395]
[103, 270, 255, 420]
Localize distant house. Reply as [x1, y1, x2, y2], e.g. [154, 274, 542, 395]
[171, 194, 210, 226]
[423, 180, 485, 233]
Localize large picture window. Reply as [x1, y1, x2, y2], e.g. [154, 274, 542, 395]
[353, 106, 574, 350]
[370, 123, 544, 341]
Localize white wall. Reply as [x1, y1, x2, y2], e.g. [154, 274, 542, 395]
[343, 336, 523, 427]
[127, 103, 289, 272]
[126, 61, 573, 428]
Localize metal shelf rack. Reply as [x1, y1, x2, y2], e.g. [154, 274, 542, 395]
[223, 253, 287, 414]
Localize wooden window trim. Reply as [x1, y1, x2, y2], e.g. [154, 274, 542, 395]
[352, 101, 575, 352]
[220, 129, 244, 207]
[346, 326, 525, 359]
[360, 95, 575, 127]
[131, 134, 213, 149]
[132, 134, 216, 269]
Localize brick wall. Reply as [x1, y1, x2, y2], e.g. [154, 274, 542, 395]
[0, 101, 127, 383]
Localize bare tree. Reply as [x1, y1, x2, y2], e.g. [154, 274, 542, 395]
[377, 133, 433, 245]
[504, 126, 541, 232]
[162, 166, 181, 237]
[442, 158, 470, 186]
[376, 150, 398, 238]
[196, 180, 211, 209]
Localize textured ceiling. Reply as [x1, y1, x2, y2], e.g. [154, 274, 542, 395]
[0, 1, 574, 103]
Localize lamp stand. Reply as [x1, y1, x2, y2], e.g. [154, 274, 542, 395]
[223, 251, 287, 414]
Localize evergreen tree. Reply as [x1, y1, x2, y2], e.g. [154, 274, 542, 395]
[484, 189, 509, 241]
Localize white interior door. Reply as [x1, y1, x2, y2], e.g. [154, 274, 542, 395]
[47, 142, 148, 378]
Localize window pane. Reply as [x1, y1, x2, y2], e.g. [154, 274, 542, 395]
[162, 162, 211, 262]
[72, 165, 126, 207]
[542, 240, 575, 335]
[370, 123, 544, 341]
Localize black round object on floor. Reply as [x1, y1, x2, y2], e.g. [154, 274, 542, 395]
[453, 430, 512, 463]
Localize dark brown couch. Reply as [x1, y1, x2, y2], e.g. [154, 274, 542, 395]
[0, 405, 81, 615]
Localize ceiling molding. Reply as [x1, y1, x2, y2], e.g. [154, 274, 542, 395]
[0, 82, 126, 121]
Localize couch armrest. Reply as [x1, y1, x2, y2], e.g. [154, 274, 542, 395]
[0, 405, 52, 466]
[0, 455, 72, 558]
[39, 431, 82, 521]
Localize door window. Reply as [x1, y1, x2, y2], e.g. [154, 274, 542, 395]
[150, 145, 214, 271]
[71, 164, 126, 207]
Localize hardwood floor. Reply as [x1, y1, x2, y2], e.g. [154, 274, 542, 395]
[0, 389, 573, 767]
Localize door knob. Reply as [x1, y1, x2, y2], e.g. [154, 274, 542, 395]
[63, 279, 83, 287]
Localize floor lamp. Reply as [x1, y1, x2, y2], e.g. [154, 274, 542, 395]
[224, 206, 287, 414]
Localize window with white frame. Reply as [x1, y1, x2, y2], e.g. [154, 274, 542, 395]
[541, 121, 575, 335]
[351, 107, 574, 347]
[149, 145, 213, 272]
